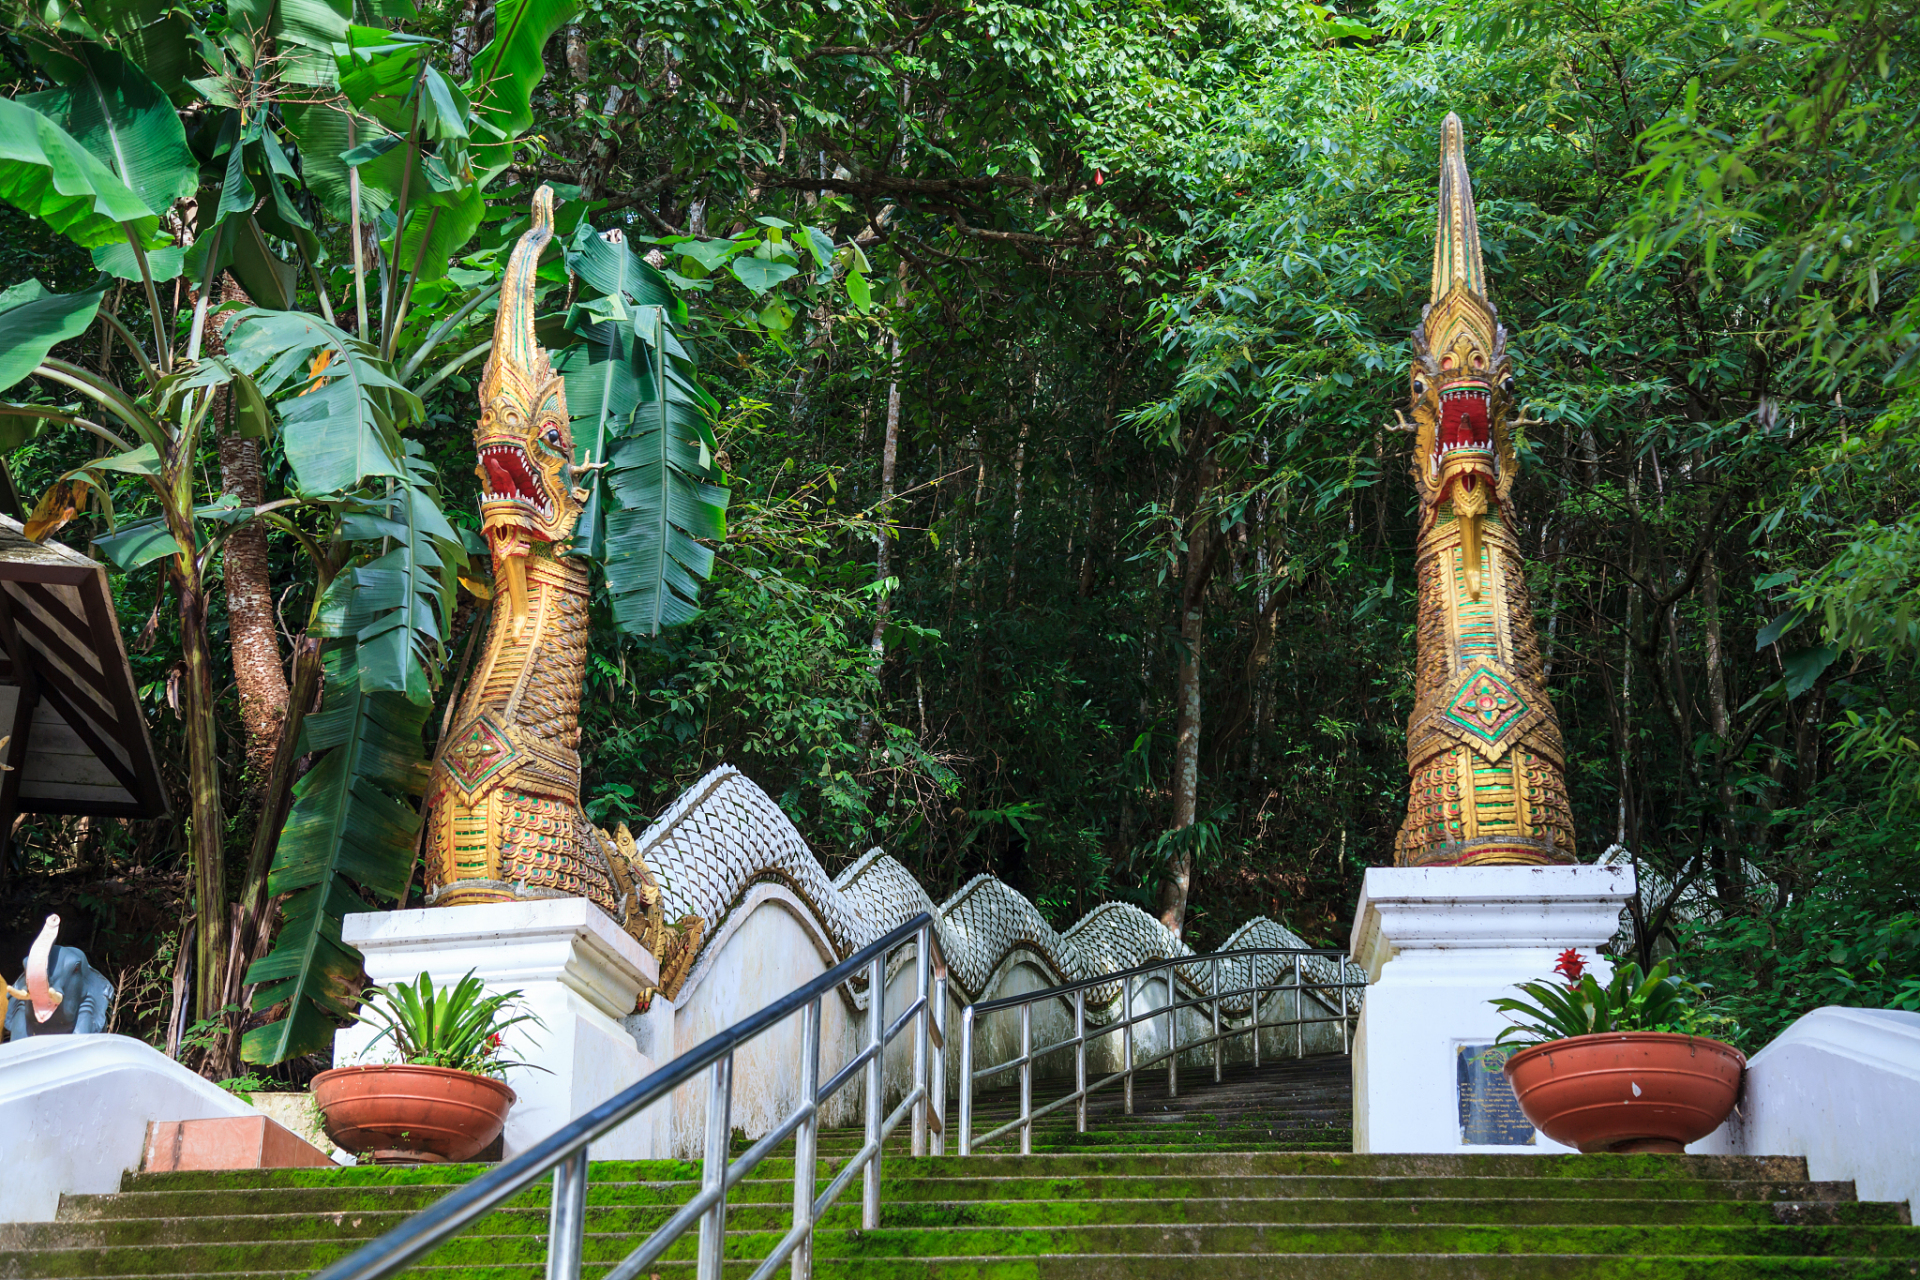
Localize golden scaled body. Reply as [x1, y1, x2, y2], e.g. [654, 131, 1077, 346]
[1393, 117, 1576, 869]
[423, 188, 701, 996]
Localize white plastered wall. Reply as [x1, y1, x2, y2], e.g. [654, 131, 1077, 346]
[1689, 1007, 1920, 1217]
[0, 1035, 255, 1221]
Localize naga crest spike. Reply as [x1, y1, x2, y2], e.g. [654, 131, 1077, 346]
[1392, 114, 1575, 869]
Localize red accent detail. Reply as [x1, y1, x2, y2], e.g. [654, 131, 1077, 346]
[1555, 947, 1588, 988]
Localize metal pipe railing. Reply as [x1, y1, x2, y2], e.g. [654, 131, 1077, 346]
[956, 945, 1363, 1155]
[311, 912, 946, 1280]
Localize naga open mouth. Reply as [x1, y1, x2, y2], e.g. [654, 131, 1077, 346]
[1431, 386, 1496, 477]
[479, 443, 554, 521]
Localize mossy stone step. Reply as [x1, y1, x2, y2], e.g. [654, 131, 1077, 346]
[10, 1220, 1919, 1278]
[9, 1055, 1915, 1280]
[8, 1194, 1907, 1255]
[112, 1150, 1825, 1189]
[26, 1262, 1920, 1280]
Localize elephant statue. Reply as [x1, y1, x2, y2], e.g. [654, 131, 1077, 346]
[2, 914, 113, 1039]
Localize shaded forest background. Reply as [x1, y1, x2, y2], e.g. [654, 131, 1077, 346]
[3, 0, 1918, 1061]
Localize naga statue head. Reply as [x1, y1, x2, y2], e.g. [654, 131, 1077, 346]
[475, 185, 585, 624]
[1409, 114, 1519, 599]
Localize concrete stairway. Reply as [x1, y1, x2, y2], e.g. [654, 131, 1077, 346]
[2, 1053, 1914, 1278]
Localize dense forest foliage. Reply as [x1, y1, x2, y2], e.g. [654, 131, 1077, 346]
[1, 0, 1916, 1070]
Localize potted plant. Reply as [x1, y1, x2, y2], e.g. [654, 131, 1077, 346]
[1491, 949, 1745, 1154]
[312, 971, 540, 1164]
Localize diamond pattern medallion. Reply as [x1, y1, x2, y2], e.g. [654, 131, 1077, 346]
[444, 715, 516, 793]
[1442, 663, 1529, 758]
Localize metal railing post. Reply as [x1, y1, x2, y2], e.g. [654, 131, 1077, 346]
[1165, 962, 1177, 1099]
[544, 1146, 588, 1280]
[1211, 956, 1222, 1083]
[1017, 1001, 1033, 1155]
[933, 972, 949, 1156]
[1123, 974, 1135, 1116]
[913, 925, 931, 1158]
[862, 950, 885, 1230]
[1073, 987, 1087, 1134]
[958, 1005, 975, 1156]
[1342, 976, 1352, 1054]
[696, 1053, 732, 1280]
[791, 997, 821, 1280]
[1294, 960, 1304, 1059]
[1252, 965, 1262, 1069]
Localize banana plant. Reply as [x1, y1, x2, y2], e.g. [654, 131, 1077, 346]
[0, 0, 579, 1066]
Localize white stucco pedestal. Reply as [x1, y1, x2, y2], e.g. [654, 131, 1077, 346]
[1348, 864, 1636, 1154]
[337, 899, 675, 1159]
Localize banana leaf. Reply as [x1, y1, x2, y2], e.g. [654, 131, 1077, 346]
[226, 0, 352, 87]
[241, 643, 432, 1065]
[463, 0, 578, 182]
[328, 457, 465, 705]
[556, 221, 728, 634]
[224, 310, 416, 494]
[20, 43, 196, 224]
[0, 279, 110, 395]
[0, 95, 160, 250]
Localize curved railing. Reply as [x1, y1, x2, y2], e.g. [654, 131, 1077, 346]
[311, 913, 946, 1280]
[957, 945, 1362, 1154]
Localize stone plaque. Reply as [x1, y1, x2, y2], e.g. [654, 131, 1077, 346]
[1456, 1042, 1536, 1145]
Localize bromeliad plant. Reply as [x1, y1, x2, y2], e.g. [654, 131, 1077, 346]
[352, 970, 542, 1079]
[1491, 949, 1715, 1049]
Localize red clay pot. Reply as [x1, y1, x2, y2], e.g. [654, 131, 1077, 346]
[311, 1064, 515, 1164]
[1502, 1031, 1745, 1154]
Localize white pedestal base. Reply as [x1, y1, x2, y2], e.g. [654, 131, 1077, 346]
[338, 899, 674, 1160]
[1348, 864, 1635, 1154]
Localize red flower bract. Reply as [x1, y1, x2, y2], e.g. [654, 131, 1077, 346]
[1553, 947, 1587, 990]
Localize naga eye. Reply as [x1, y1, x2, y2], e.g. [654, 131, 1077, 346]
[1413, 380, 1426, 396]
[546, 428, 562, 445]
[1502, 377, 1516, 396]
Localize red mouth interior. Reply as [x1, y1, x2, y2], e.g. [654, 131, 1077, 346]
[479, 444, 552, 518]
[1434, 388, 1496, 497]
[1438, 389, 1491, 451]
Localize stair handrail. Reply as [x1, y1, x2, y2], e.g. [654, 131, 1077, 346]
[957, 945, 1361, 1155]
[310, 911, 947, 1280]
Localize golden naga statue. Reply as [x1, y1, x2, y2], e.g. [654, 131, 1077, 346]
[1393, 116, 1576, 868]
[423, 187, 701, 994]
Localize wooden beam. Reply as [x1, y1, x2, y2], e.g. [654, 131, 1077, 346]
[77, 566, 167, 815]
[0, 634, 36, 876]
[0, 592, 143, 796]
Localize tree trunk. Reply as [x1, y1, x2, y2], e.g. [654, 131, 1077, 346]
[868, 277, 905, 654]
[1156, 420, 1220, 938]
[216, 634, 324, 1072]
[450, 0, 481, 78]
[176, 559, 227, 1027]
[1157, 535, 1210, 937]
[1003, 421, 1029, 608]
[218, 436, 287, 786]
[1698, 537, 1743, 899]
[855, 269, 906, 753]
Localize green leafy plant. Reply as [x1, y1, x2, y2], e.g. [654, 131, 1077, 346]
[351, 970, 543, 1079]
[215, 1072, 278, 1103]
[1491, 950, 1715, 1049]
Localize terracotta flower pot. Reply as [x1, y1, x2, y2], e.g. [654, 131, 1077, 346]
[1502, 1031, 1745, 1154]
[312, 1064, 515, 1164]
